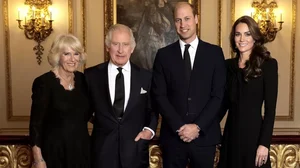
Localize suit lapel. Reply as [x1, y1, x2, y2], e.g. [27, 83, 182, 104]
[122, 63, 140, 120]
[174, 41, 185, 67]
[98, 62, 119, 122]
[174, 41, 191, 90]
[191, 39, 206, 78]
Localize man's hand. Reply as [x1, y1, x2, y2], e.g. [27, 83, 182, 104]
[177, 124, 200, 143]
[134, 129, 153, 141]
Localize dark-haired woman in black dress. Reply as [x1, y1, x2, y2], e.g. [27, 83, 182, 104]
[219, 16, 278, 168]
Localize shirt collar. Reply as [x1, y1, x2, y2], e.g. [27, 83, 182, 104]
[179, 37, 199, 50]
[108, 60, 131, 72]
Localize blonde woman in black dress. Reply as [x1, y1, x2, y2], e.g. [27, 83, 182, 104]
[29, 34, 90, 168]
[219, 16, 278, 168]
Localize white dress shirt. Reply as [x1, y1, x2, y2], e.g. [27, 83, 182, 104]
[179, 38, 202, 131]
[108, 61, 155, 138]
[108, 61, 131, 110]
[179, 37, 199, 69]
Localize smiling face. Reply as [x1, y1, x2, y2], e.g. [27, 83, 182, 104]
[106, 28, 134, 67]
[58, 47, 80, 73]
[174, 3, 198, 44]
[234, 23, 255, 57]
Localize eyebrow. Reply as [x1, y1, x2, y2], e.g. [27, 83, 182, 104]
[236, 31, 251, 33]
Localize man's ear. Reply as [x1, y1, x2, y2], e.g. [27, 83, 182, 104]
[131, 47, 135, 54]
[195, 14, 199, 24]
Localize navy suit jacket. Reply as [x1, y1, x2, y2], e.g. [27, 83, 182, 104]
[152, 39, 226, 147]
[85, 61, 158, 168]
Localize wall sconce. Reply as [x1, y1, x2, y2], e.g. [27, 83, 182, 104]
[251, 0, 283, 43]
[16, 0, 54, 65]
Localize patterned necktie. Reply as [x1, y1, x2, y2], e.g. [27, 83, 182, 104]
[113, 67, 124, 119]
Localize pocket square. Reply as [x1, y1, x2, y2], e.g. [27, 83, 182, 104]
[140, 87, 147, 94]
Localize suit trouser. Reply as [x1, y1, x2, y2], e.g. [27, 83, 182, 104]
[162, 142, 216, 168]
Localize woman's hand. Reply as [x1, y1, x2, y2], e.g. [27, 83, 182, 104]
[255, 145, 269, 167]
[33, 160, 47, 168]
[32, 146, 47, 168]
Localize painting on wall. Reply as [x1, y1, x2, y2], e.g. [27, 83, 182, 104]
[104, 0, 201, 70]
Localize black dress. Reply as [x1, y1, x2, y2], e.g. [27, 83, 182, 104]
[29, 71, 91, 168]
[218, 58, 278, 168]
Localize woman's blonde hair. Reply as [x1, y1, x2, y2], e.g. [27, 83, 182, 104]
[48, 34, 87, 68]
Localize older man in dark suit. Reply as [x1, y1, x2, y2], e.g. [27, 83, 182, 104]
[85, 24, 158, 168]
[151, 2, 226, 168]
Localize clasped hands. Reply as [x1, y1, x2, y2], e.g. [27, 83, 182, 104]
[177, 124, 200, 143]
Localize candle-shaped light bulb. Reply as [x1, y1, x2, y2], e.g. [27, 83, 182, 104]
[250, 8, 254, 18]
[280, 10, 283, 22]
[17, 8, 21, 20]
[41, 13, 45, 26]
[32, 6, 36, 19]
[266, 8, 269, 20]
[49, 7, 53, 20]
[24, 10, 28, 24]
[258, 15, 261, 26]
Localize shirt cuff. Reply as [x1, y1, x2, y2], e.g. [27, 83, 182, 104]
[196, 124, 201, 131]
[143, 127, 155, 139]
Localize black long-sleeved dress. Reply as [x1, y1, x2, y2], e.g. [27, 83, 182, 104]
[218, 58, 278, 168]
[29, 71, 90, 168]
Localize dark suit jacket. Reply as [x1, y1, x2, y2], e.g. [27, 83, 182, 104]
[85, 61, 158, 168]
[152, 39, 226, 147]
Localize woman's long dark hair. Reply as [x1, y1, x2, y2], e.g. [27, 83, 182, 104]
[230, 15, 271, 82]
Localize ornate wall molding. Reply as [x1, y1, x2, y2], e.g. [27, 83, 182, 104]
[149, 145, 163, 168]
[68, 0, 73, 34]
[0, 143, 298, 168]
[218, 0, 222, 46]
[150, 136, 300, 168]
[0, 145, 32, 168]
[3, 0, 15, 122]
[0, 128, 30, 135]
[1, 135, 300, 168]
[82, 0, 86, 51]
